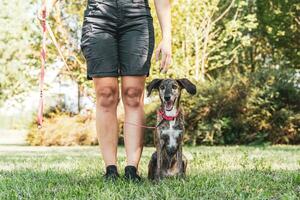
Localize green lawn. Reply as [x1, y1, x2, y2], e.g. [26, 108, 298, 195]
[0, 145, 299, 199]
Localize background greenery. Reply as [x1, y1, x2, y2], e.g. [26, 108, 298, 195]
[1, 0, 299, 145]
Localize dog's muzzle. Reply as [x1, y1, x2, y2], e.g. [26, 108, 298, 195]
[164, 97, 176, 111]
[166, 146, 177, 156]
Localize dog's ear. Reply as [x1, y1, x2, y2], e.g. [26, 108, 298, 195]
[176, 78, 197, 95]
[147, 79, 163, 97]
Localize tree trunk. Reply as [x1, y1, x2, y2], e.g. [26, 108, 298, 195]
[195, 28, 200, 81]
[200, 18, 211, 82]
[77, 83, 81, 113]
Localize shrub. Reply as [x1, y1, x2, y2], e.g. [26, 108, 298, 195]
[27, 68, 299, 146]
[182, 68, 300, 145]
[27, 110, 98, 146]
[27, 102, 160, 146]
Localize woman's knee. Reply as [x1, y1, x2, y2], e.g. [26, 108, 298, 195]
[96, 86, 119, 108]
[123, 87, 144, 108]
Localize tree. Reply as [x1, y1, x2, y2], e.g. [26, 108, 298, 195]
[0, 0, 37, 105]
[256, 0, 300, 68]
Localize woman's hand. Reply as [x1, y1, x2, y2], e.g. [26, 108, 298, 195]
[154, 0, 172, 74]
[155, 37, 172, 73]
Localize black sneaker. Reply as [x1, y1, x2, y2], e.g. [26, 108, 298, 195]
[124, 165, 141, 182]
[103, 165, 119, 181]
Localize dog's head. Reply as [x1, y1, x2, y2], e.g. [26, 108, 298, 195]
[147, 78, 197, 112]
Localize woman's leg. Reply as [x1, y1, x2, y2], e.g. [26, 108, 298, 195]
[121, 76, 146, 168]
[93, 77, 119, 167]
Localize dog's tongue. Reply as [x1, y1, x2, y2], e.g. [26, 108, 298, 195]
[166, 101, 173, 110]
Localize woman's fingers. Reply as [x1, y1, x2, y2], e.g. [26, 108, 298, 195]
[160, 51, 167, 70]
[155, 41, 171, 73]
[161, 54, 171, 73]
[165, 54, 171, 69]
[155, 43, 162, 62]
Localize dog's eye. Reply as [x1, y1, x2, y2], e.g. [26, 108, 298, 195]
[161, 134, 169, 141]
[172, 85, 178, 90]
[160, 85, 165, 90]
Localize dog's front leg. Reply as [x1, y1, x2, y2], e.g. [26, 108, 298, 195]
[148, 152, 157, 180]
[155, 129, 165, 180]
[156, 138, 164, 180]
[177, 145, 184, 177]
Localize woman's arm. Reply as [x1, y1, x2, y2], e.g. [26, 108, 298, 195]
[154, 0, 172, 73]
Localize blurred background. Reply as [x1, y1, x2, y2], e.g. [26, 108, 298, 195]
[0, 0, 299, 146]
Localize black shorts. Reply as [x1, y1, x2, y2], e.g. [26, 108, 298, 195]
[80, 0, 155, 79]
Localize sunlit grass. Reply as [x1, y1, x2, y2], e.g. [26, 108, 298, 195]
[0, 146, 299, 199]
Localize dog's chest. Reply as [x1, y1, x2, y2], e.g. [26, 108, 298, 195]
[162, 119, 179, 131]
[164, 120, 176, 130]
[158, 114, 183, 130]
[166, 164, 180, 176]
[157, 115, 184, 146]
[161, 159, 181, 177]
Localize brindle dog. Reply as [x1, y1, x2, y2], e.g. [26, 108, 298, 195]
[146, 78, 196, 180]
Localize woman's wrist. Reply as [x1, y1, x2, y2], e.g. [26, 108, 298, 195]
[162, 34, 172, 42]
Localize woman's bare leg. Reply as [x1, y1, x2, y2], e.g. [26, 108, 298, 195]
[121, 76, 146, 168]
[93, 77, 119, 167]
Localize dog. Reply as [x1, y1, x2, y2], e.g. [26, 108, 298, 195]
[146, 78, 197, 180]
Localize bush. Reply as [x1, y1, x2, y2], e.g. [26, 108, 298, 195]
[27, 103, 159, 146]
[181, 68, 300, 145]
[27, 68, 299, 146]
[27, 109, 98, 146]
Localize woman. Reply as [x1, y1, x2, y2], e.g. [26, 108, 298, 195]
[40, 0, 171, 181]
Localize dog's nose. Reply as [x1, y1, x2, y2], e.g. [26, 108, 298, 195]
[164, 96, 171, 101]
[166, 147, 177, 156]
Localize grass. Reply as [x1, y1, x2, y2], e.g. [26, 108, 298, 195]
[0, 145, 299, 199]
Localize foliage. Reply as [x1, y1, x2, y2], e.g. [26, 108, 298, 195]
[0, 0, 37, 105]
[35, 0, 299, 84]
[27, 109, 98, 146]
[27, 103, 157, 146]
[256, 0, 300, 68]
[27, 67, 299, 146]
[0, 146, 300, 199]
[44, 0, 94, 93]
[182, 68, 300, 145]
[1, 0, 299, 145]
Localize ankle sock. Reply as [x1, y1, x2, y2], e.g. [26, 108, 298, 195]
[124, 165, 141, 181]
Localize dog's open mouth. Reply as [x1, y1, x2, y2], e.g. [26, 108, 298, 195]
[165, 99, 176, 111]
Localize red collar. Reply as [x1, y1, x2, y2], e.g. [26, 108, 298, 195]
[157, 109, 180, 121]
